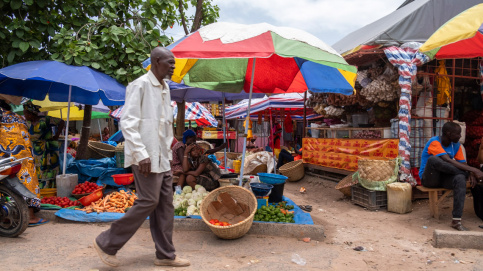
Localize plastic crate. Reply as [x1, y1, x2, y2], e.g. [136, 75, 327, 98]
[351, 184, 387, 211]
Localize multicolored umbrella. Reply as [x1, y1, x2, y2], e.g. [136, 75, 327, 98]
[142, 22, 357, 95]
[110, 102, 217, 127]
[420, 3, 483, 59]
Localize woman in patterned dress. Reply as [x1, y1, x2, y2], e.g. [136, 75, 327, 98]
[0, 99, 46, 225]
[23, 101, 64, 181]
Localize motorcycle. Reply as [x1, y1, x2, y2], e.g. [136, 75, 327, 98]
[0, 157, 37, 237]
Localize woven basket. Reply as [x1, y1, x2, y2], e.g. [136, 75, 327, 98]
[87, 141, 116, 159]
[200, 186, 257, 240]
[358, 158, 397, 183]
[335, 174, 359, 197]
[278, 160, 304, 182]
[215, 152, 241, 160]
[246, 164, 267, 175]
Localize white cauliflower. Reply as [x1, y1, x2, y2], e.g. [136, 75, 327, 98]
[186, 205, 198, 216]
[195, 184, 203, 191]
[182, 186, 192, 194]
[184, 193, 192, 199]
[188, 198, 196, 207]
[196, 186, 207, 194]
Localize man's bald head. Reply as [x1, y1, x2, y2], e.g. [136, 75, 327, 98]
[150, 47, 175, 82]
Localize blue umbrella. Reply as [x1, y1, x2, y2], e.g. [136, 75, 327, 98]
[0, 61, 125, 106]
[0, 60, 126, 175]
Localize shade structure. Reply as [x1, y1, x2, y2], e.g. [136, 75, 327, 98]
[225, 93, 316, 119]
[168, 80, 264, 102]
[143, 22, 357, 95]
[33, 95, 68, 112]
[419, 3, 483, 59]
[0, 60, 125, 106]
[48, 106, 110, 121]
[0, 60, 126, 175]
[110, 102, 217, 127]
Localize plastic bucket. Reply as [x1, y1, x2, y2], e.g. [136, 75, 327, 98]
[268, 182, 285, 203]
[233, 160, 241, 173]
[56, 174, 78, 197]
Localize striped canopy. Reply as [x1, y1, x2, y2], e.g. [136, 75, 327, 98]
[420, 3, 483, 59]
[225, 93, 317, 119]
[109, 102, 218, 127]
[143, 22, 357, 95]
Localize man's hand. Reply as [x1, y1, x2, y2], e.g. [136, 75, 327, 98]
[139, 157, 151, 177]
[469, 173, 477, 188]
[472, 169, 483, 181]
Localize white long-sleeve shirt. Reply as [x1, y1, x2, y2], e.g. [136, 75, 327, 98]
[121, 70, 173, 173]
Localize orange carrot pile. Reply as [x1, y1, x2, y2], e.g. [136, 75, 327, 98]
[75, 190, 137, 214]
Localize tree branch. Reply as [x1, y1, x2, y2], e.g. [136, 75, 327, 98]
[190, 0, 204, 33]
[178, 0, 189, 35]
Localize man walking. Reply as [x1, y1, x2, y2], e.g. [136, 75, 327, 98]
[420, 122, 483, 231]
[93, 47, 190, 267]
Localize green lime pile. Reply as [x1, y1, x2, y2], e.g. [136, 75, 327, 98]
[175, 207, 187, 216]
[254, 205, 295, 223]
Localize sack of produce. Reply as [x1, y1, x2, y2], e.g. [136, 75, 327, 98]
[355, 158, 400, 191]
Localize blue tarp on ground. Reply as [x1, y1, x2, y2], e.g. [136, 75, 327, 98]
[55, 196, 313, 224]
[62, 155, 127, 187]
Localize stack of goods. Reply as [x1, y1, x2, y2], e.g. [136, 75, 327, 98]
[75, 190, 137, 214]
[254, 201, 295, 223]
[462, 110, 483, 167]
[359, 65, 399, 104]
[352, 130, 381, 139]
[41, 196, 81, 208]
[173, 185, 209, 216]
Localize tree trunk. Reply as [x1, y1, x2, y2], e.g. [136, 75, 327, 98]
[176, 101, 185, 140]
[191, 0, 204, 33]
[76, 105, 92, 160]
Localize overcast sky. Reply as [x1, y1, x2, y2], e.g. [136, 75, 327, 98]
[164, 0, 406, 46]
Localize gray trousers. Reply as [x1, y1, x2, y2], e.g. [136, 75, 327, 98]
[421, 156, 468, 219]
[96, 166, 176, 260]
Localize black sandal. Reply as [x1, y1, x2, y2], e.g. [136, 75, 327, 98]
[451, 221, 469, 231]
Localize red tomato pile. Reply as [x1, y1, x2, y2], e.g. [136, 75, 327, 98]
[41, 196, 80, 208]
[72, 182, 101, 195]
[209, 219, 231, 227]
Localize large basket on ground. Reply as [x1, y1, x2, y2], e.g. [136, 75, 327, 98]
[200, 186, 257, 240]
[335, 173, 358, 197]
[357, 158, 399, 191]
[278, 160, 304, 182]
[87, 141, 116, 159]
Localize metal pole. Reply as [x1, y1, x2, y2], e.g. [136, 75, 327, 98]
[303, 91, 307, 137]
[98, 119, 103, 141]
[270, 108, 277, 173]
[239, 59, 256, 186]
[222, 93, 227, 170]
[62, 86, 72, 175]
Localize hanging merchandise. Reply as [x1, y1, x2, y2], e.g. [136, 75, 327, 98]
[360, 64, 399, 103]
[257, 112, 263, 125]
[284, 113, 293, 133]
[435, 60, 452, 105]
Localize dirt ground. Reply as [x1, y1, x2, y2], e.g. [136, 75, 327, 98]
[2, 175, 483, 270]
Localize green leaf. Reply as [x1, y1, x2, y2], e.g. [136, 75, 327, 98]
[0, 32, 5, 39]
[16, 29, 24, 38]
[64, 54, 73, 61]
[10, 0, 22, 9]
[19, 42, 30, 52]
[107, 60, 117, 67]
[116, 68, 127, 75]
[148, 20, 155, 29]
[25, 0, 34, 5]
[126, 48, 134, 53]
[7, 51, 16, 63]
[51, 53, 60, 59]
[150, 8, 157, 15]
[29, 40, 41, 48]
[150, 40, 158, 47]
[91, 62, 101, 69]
[74, 56, 82, 65]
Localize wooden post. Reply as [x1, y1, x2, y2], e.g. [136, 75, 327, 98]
[76, 105, 92, 160]
[303, 91, 307, 137]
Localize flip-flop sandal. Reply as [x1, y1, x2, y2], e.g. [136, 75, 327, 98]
[29, 218, 49, 227]
[299, 205, 312, 212]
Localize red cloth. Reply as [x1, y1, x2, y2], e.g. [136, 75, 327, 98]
[284, 114, 293, 133]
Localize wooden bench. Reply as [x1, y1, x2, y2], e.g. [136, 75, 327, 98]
[416, 186, 451, 219]
[416, 183, 471, 219]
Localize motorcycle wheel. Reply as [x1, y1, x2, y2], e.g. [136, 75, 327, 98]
[0, 184, 29, 237]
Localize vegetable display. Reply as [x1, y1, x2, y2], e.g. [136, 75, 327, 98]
[72, 182, 102, 195]
[208, 219, 231, 226]
[173, 185, 208, 216]
[254, 202, 295, 223]
[41, 196, 80, 208]
[75, 190, 137, 213]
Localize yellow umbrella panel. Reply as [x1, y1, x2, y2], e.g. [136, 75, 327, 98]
[48, 107, 109, 121]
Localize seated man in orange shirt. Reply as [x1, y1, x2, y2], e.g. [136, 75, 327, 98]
[419, 122, 483, 231]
